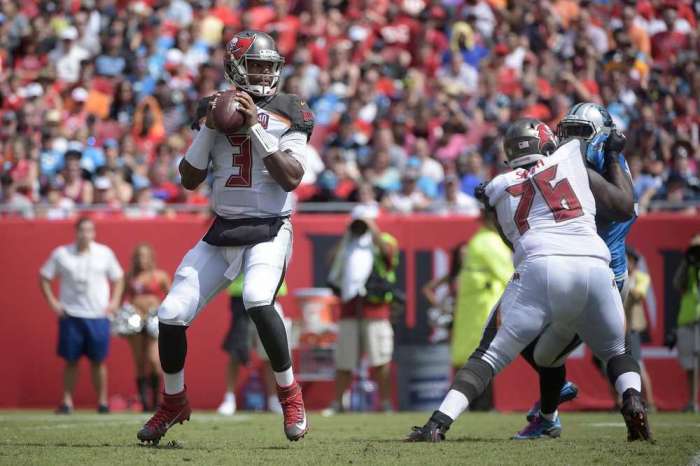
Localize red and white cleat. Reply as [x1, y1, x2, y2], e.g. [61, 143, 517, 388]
[277, 381, 308, 441]
[137, 387, 192, 445]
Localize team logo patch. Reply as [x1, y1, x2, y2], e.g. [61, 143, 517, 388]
[257, 113, 269, 129]
[301, 110, 314, 122]
[536, 123, 554, 149]
[228, 36, 254, 60]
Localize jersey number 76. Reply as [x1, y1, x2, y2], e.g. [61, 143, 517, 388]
[506, 165, 583, 234]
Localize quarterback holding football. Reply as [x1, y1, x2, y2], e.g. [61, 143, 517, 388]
[137, 30, 313, 445]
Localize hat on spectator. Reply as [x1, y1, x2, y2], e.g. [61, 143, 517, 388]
[166, 49, 184, 69]
[20, 83, 44, 99]
[71, 87, 88, 102]
[94, 176, 112, 191]
[46, 109, 61, 123]
[61, 26, 78, 41]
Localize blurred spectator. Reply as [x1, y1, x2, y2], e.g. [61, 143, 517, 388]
[326, 204, 399, 413]
[384, 170, 430, 214]
[671, 235, 700, 412]
[39, 218, 124, 414]
[624, 247, 655, 411]
[0, 172, 33, 218]
[0, 0, 696, 216]
[58, 150, 93, 205]
[41, 183, 75, 220]
[430, 175, 480, 216]
[458, 152, 486, 198]
[120, 243, 171, 412]
[450, 208, 513, 409]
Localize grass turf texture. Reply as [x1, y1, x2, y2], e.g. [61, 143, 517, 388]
[0, 411, 698, 465]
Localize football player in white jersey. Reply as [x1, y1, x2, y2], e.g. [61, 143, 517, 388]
[407, 118, 651, 442]
[138, 31, 313, 445]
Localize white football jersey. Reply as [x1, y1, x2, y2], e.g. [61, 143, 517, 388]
[485, 139, 610, 268]
[187, 93, 314, 219]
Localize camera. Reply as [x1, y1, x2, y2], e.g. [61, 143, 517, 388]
[686, 245, 700, 267]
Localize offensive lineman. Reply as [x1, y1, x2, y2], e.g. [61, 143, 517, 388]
[515, 103, 639, 439]
[407, 118, 651, 442]
[137, 31, 313, 444]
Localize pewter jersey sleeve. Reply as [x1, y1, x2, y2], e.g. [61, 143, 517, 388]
[485, 139, 610, 267]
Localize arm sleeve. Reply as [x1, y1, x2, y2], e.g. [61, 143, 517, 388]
[184, 126, 217, 170]
[279, 131, 309, 172]
[106, 250, 124, 281]
[40, 249, 59, 280]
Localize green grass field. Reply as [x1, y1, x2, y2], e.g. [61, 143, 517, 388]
[0, 411, 698, 465]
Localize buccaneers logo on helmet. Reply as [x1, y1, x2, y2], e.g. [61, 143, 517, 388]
[227, 36, 254, 60]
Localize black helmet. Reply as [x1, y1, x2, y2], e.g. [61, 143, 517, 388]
[503, 118, 558, 168]
[557, 102, 614, 141]
[224, 31, 284, 97]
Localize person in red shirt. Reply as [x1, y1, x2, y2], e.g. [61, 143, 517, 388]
[651, 5, 689, 69]
[265, 0, 301, 58]
[325, 205, 399, 414]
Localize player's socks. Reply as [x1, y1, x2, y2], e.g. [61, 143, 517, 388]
[158, 323, 188, 395]
[614, 371, 642, 395]
[164, 369, 185, 394]
[540, 410, 558, 422]
[249, 305, 292, 374]
[437, 389, 469, 421]
[539, 365, 566, 414]
[274, 367, 295, 388]
[224, 391, 235, 403]
[606, 353, 642, 395]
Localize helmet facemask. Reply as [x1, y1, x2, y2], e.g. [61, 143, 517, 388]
[557, 119, 599, 141]
[557, 103, 614, 141]
[225, 52, 284, 97]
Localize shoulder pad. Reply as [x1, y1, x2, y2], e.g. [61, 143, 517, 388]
[262, 93, 315, 140]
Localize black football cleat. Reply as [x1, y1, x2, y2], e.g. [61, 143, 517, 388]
[620, 388, 652, 442]
[406, 412, 452, 443]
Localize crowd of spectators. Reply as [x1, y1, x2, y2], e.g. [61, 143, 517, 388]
[0, 0, 698, 219]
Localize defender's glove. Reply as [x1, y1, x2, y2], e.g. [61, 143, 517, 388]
[605, 129, 627, 153]
[474, 182, 488, 205]
[585, 131, 608, 173]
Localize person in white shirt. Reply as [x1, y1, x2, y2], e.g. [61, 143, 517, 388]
[430, 175, 480, 216]
[39, 218, 124, 414]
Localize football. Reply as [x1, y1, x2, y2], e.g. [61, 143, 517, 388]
[211, 90, 245, 134]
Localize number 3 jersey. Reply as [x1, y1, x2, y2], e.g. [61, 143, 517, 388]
[187, 92, 314, 219]
[484, 139, 610, 268]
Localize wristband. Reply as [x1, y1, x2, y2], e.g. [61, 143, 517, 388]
[184, 126, 216, 170]
[250, 123, 279, 157]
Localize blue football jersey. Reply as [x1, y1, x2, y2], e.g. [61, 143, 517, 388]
[595, 153, 637, 282]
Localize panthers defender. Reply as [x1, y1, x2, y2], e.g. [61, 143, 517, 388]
[515, 104, 639, 439]
[407, 118, 651, 443]
[137, 31, 313, 444]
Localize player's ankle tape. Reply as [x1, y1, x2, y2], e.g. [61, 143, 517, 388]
[250, 123, 279, 156]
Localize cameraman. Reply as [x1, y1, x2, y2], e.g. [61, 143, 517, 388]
[670, 234, 700, 412]
[325, 204, 399, 413]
